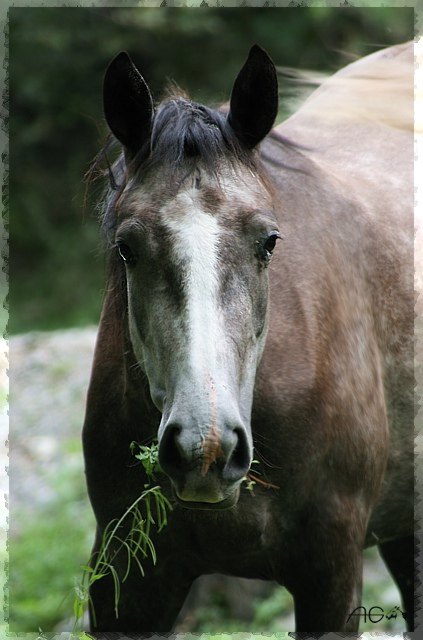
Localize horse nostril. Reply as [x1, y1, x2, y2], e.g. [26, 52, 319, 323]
[158, 423, 184, 478]
[159, 419, 252, 488]
[223, 427, 251, 482]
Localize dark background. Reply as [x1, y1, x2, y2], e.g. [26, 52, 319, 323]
[9, 6, 414, 334]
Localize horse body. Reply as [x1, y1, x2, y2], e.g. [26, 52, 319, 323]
[282, 44, 414, 547]
[83, 42, 414, 632]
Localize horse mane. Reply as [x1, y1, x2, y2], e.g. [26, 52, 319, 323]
[288, 41, 414, 131]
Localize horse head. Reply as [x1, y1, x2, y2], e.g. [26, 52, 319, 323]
[102, 46, 280, 509]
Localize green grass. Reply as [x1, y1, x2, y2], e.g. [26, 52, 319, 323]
[8, 435, 403, 634]
[7, 439, 171, 633]
[8, 441, 95, 632]
[183, 584, 293, 633]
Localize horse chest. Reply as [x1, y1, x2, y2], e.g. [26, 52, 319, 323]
[182, 494, 284, 579]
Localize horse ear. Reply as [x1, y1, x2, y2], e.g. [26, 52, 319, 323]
[103, 51, 154, 156]
[227, 45, 278, 149]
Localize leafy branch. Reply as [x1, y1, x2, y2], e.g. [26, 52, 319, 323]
[72, 442, 171, 631]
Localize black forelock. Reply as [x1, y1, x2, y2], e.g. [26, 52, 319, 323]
[140, 96, 253, 174]
[99, 96, 260, 238]
[96, 93, 288, 241]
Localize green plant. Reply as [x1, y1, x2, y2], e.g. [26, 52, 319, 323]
[130, 440, 161, 482]
[242, 459, 260, 493]
[72, 442, 171, 631]
[243, 459, 280, 494]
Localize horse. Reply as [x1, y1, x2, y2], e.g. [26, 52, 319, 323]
[82, 41, 415, 633]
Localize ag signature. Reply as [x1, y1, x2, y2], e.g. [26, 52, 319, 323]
[347, 605, 407, 624]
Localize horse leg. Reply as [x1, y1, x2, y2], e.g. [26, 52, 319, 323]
[285, 506, 366, 632]
[88, 565, 194, 632]
[378, 535, 415, 631]
[290, 551, 363, 632]
[89, 570, 193, 632]
[88, 530, 195, 632]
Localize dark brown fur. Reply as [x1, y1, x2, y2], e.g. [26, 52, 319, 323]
[83, 43, 414, 633]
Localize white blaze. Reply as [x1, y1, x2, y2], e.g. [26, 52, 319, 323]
[162, 189, 221, 373]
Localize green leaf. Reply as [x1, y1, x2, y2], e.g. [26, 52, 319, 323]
[80, 565, 94, 573]
[90, 573, 108, 583]
[73, 597, 85, 622]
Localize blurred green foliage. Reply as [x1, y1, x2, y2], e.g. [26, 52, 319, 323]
[9, 6, 414, 333]
[8, 439, 95, 632]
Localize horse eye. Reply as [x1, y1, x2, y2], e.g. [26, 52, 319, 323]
[116, 241, 136, 266]
[263, 232, 280, 257]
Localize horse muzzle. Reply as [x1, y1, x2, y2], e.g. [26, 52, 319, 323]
[158, 413, 252, 510]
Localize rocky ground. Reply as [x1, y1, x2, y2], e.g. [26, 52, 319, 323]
[9, 328, 96, 531]
[6, 327, 406, 633]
